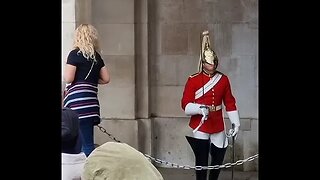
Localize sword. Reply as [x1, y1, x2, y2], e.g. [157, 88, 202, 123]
[231, 124, 235, 180]
[192, 106, 208, 133]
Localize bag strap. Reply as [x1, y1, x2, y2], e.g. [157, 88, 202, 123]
[65, 60, 94, 93]
[84, 60, 94, 80]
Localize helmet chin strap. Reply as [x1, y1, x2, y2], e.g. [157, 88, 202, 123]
[202, 65, 216, 76]
[202, 61, 218, 75]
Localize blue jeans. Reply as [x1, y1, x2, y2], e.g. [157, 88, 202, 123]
[79, 120, 95, 156]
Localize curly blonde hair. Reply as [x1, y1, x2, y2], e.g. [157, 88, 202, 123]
[73, 24, 101, 62]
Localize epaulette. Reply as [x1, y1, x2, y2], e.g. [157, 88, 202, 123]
[189, 72, 200, 78]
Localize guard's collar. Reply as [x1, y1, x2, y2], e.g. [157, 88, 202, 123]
[202, 69, 216, 77]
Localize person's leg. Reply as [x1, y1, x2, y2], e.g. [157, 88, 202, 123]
[186, 131, 210, 180]
[208, 144, 227, 180]
[79, 120, 95, 157]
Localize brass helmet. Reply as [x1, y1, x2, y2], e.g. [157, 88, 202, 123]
[198, 31, 219, 72]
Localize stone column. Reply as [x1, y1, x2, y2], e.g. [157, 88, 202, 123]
[61, 0, 76, 88]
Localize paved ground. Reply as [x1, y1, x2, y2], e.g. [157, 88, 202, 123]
[158, 168, 258, 180]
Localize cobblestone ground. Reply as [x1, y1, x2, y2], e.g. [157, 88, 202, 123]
[158, 168, 258, 180]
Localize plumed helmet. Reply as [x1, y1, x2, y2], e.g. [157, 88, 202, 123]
[198, 30, 219, 71]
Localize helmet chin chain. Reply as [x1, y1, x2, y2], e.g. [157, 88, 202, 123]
[202, 63, 217, 75]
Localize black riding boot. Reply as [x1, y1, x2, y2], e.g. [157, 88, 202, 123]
[208, 143, 227, 180]
[186, 136, 210, 180]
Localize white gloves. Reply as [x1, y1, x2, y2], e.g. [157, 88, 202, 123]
[227, 110, 240, 137]
[228, 125, 239, 137]
[187, 103, 209, 133]
[185, 103, 209, 120]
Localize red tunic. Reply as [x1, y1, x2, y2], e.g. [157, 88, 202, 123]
[181, 71, 237, 134]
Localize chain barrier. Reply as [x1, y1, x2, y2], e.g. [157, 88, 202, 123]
[144, 153, 258, 170]
[97, 125, 121, 143]
[97, 125, 258, 170]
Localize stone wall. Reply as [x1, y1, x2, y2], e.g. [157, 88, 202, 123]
[62, 0, 258, 171]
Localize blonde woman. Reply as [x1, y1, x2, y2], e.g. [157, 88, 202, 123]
[63, 24, 110, 156]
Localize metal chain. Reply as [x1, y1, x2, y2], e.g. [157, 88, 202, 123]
[97, 125, 121, 143]
[144, 153, 258, 170]
[97, 124, 258, 170]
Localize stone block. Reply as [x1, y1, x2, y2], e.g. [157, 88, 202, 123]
[92, 0, 134, 23]
[96, 24, 134, 55]
[94, 119, 138, 149]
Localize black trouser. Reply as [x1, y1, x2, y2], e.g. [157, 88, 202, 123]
[186, 136, 227, 180]
[186, 136, 210, 180]
[208, 143, 227, 180]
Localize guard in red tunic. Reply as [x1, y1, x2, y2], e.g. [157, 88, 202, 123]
[181, 31, 240, 180]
